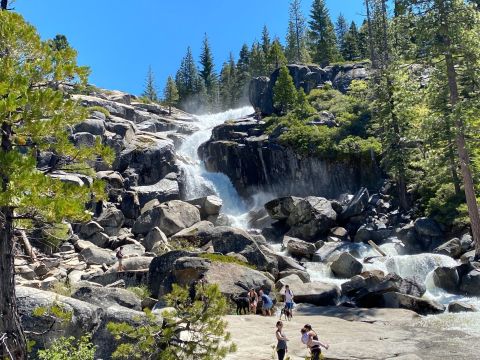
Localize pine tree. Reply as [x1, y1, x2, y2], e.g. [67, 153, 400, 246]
[261, 25, 271, 58]
[267, 39, 287, 73]
[335, 13, 349, 57]
[163, 76, 179, 115]
[358, 20, 370, 59]
[108, 284, 236, 359]
[273, 66, 298, 114]
[142, 66, 158, 102]
[401, 0, 480, 258]
[308, 0, 342, 65]
[236, 44, 251, 103]
[49, 34, 69, 51]
[249, 42, 266, 77]
[199, 33, 219, 110]
[0, 12, 110, 358]
[220, 53, 239, 109]
[342, 22, 361, 61]
[285, 0, 310, 64]
[175, 47, 202, 111]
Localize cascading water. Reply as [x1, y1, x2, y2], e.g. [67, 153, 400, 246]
[178, 106, 254, 226]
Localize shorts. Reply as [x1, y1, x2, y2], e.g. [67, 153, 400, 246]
[285, 302, 293, 310]
[263, 302, 273, 310]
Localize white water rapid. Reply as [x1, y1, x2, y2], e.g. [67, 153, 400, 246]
[178, 107, 254, 227]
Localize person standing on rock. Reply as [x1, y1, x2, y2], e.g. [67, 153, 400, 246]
[116, 246, 124, 272]
[284, 285, 294, 318]
[259, 290, 273, 316]
[275, 321, 288, 360]
[248, 288, 258, 314]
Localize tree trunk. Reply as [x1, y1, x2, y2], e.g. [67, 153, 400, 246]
[439, 2, 480, 259]
[365, 0, 377, 68]
[446, 126, 462, 195]
[0, 123, 27, 359]
[1, 0, 7, 10]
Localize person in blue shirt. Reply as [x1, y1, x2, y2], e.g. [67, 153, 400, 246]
[259, 289, 273, 316]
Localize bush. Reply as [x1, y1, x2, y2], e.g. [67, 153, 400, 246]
[126, 285, 151, 300]
[88, 105, 110, 118]
[37, 334, 96, 360]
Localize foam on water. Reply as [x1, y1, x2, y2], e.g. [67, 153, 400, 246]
[178, 107, 254, 227]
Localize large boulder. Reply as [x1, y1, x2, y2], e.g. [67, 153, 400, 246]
[105, 257, 153, 274]
[132, 200, 201, 236]
[205, 262, 274, 297]
[143, 227, 169, 252]
[381, 292, 445, 315]
[80, 246, 116, 266]
[448, 301, 477, 313]
[187, 195, 223, 219]
[132, 174, 180, 207]
[340, 188, 369, 220]
[460, 269, 480, 296]
[206, 226, 273, 272]
[265, 197, 302, 221]
[71, 286, 142, 311]
[169, 221, 215, 247]
[73, 118, 106, 136]
[284, 236, 316, 259]
[433, 238, 463, 258]
[172, 257, 210, 286]
[284, 282, 341, 306]
[432, 266, 460, 293]
[114, 133, 176, 185]
[330, 252, 363, 278]
[96, 203, 125, 236]
[17, 286, 146, 359]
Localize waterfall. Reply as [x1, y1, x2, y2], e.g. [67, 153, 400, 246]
[178, 106, 254, 226]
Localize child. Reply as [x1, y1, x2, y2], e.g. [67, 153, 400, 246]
[300, 328, 329, 350]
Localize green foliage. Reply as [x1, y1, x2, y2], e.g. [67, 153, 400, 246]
[88, 105, 110, 118]
[285, 0, 310, 64]
[273, 66, 297, 115]
[142, 65, 158, 102]
[37, 334, 96, 360]
[50, 281, 73, 297]
[126, 285, 151, 301]
[199, 253, 254, 269]
[267, 39, 287, 72]
[107, 284, 236, 360]
[163, 75, 179, 114]
[0, 11, 108, 234]
[308, 0, 342, 65]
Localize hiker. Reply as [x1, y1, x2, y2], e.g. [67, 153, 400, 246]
[248, 288, 258, 314]
[275, 321, 288, 360]
[301, 324, 329, 360]
[116, 246, 124, 271]
[259, 289, 273, 316]
[284, 285, 294, 315]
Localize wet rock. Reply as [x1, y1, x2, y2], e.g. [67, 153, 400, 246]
[330, 252, 363, 278]
[187, 195, 223, 219]
[265, 196, 302, 221]
[448, 301, 477, 313]
[414, 217, 442, 237]
[284, 236, 316, 259]
[433, 266, 460, 293]
[398, 277, 426, 298]
[278, 269, 311, 283]
[381, 292, 445, 315]
[340, 188, 369, 220]
[460, 269, 480, 296]
[329, 227, 349, 242]
[434, 238, 463, 258]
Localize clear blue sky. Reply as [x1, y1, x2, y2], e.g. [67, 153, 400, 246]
[15, 0, 365, 96]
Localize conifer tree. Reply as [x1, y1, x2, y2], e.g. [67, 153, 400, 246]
[235, 44, 251, 103]
[220, 54, 239, 109]
[335, 13, 349, 57]
[308, 0, 342, 65]
[249, 42, 267, 77]
[401, 0, 480, 258]
[268, 39, 287, 72]
[285, 0, 310, 64]
[261, 25, 271, 58]
[0, 12, 110, 358]
[273, 66, 298, 114]
[142, 66, 158, 102]
[358, 20, 370, 59]
[49, 34, 70, 51]
[342, 22, 361, 61]
[175, 47, 202, 111]
[163, 76, 179, 115]
[199, 33, 219, 110]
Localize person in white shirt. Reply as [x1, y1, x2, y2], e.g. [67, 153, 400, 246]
[284, 285, 294, 312]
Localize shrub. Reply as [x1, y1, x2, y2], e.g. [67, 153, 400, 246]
[126, 285, 151, 300]
[88, 105, 110, 118]
[199, 253, 254, 269]
[37, 334, 96, 360]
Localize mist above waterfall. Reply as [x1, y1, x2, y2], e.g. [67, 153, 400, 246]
[178, 106, 254, 225]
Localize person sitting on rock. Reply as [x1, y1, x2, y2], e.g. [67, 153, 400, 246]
[116, 246, 124, 272]
[259, 289, 273, 316]
[248, 288, 258, 314]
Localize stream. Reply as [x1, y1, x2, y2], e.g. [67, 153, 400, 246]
[178, 108, 480, 336]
